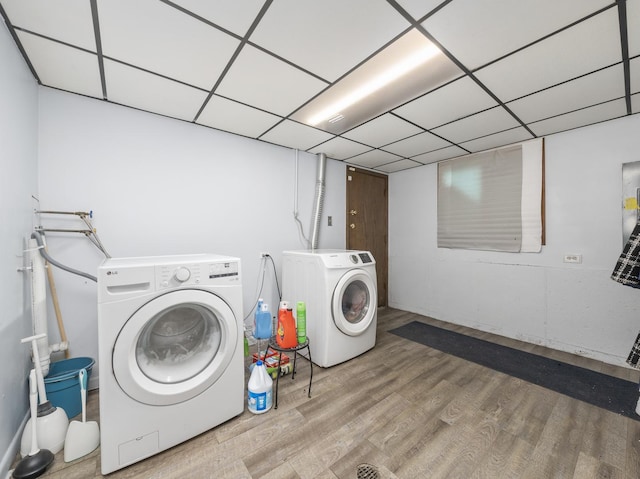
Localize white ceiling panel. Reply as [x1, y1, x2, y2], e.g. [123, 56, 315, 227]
[633, 93, 640, 114]
[104, 59, 208, 121]
[196, 95, 281, 139]
[377, 159, 423, 173]
[347, 149, 403, 169]
[431, 106, 521, 144]
[412, 145, 469, 165]
[309, 137, 372, 160]
[1, 0, 96, 51]
[384, 131, 451, 157]
[259, 120, 334, 151]
[459, 127, 533, 153]
[628, 0, 640, 57]
[394, 76, 497, 130]
[169, 0, 265, 37]
[508, 65, 626, 123]
[342, 114, 423, 147]
[216, 45, 327, 117]
[98, 0, 239, 90]
[17, 32, 102, 99]
[423, 0, 612, 70]
[475, 8, 622, 103]
[528, 99, 628, 137]
[631, 57, 640, 95]
[250, 0, 409, 82]
[394, 0, 447, 21]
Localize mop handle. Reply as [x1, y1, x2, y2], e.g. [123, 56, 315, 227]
[21, 333, 47, 403]
[28, 369, 40, 456]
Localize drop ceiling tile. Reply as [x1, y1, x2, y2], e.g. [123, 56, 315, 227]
[631, 57, 640, 95]
[394, 0, 447, 21]
[528, 99, 628, 137]
[383, 131, 451, 157]
[459, 127, 533, 153]
[377, 159, 422, 173]
[216, 44, 328, 117]
[16, 31, 102, 98]
[628, 0, 640, 57]
[394, 75, 497, 129]
[104, 59, 209, 121]
[633, 93, 640, 114]
[475, 8, 622, 102]
[508, 65, 625, 123]
[342, 114, 423, 148]
[259, 120, 334, 151]
[169, 0, 265, 37]
[197, 95, 281, 138]
[98, 0, 239, 90]
[347, 149, 403, 169]
[250, 0, 409, 82]
[431, 106, 520, 144]
[423, 0, 612, 70]
[309, 137, 371, 160]
[411, 145, 469, 165]
[1, 0, 96, 50]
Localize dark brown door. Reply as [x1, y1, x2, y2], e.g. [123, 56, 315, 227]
[346, 166, 388, 307]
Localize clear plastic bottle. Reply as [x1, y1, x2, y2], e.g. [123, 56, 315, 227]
[254, 301, 272, 340]
[247, 360, 273, 414]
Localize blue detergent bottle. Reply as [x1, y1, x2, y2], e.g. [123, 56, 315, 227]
[254, 300, 272, 339]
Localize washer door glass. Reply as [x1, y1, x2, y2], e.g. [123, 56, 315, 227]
[113, 289, 238, 406]
[332, 269, 377, 336]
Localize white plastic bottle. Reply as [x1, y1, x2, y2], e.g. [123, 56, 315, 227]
[247, 360, 273, 414]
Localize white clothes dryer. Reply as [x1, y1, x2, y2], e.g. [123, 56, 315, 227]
[282, 250, 377, 367]
[97, 254, 243, 475]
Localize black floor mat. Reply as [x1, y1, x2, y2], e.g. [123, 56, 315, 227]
[389, 320, 640, 420]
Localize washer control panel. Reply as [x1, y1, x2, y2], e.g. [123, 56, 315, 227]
[157, 259, 240, 289]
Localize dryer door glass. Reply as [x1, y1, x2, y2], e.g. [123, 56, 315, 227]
[136, 303, 222, 384]
[332, 269, 377, 336]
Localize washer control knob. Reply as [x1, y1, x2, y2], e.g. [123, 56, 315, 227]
[174, 267, 191, 282]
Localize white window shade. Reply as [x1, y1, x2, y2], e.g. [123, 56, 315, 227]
[438, 139, 543, 253]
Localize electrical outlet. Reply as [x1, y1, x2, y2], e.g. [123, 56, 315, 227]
[563, 254, 582, 264]
[259, 252, 269, 259]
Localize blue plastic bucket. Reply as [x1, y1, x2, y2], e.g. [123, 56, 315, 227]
[44, 357, 95, 418]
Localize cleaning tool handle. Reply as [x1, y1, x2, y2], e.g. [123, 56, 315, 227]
[22, 334, 48, 403]
[28, 369, 40, 456]
[79, 368, 87, 423]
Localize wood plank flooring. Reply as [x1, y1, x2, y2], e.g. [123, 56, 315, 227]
[19, 308, 640, 478]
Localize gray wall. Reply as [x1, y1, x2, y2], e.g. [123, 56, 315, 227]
[389, 113, 640, 366]
[0, 20, 39, 475]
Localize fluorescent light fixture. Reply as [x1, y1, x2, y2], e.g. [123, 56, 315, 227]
[307, 43, 442, 126]
[292, 29, 462, 135]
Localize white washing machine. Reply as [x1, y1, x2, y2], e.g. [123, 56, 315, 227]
[97, 254, 244, 475]
[282, 250, 377, 367]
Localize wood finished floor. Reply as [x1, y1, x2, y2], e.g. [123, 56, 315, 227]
[21, 307, 640, 478]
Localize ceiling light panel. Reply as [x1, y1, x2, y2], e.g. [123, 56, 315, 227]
[104, 59, 209, 121]
[342, 113, 423, 147]
[507, 65, 625, 123]
[431, 106, 521, 144]
[1, 0, 96, 51]
[259, 120, 334, 151]
[168, 0, 265, 37]
[528, 99, 627, 137]
[383, 131, 451, 158]
[197, 96, 281, 139]
[475, 9, 622, 103]
[216, 45, 328, 117]
[292, 29, 462, 134]
[250, 0, 409, 82]
[393, 76, 497, 130]
[16, 32, 102, 98]
[422, 0, 612, 70]
[98, 0, 240, 90]
[308, 137, 372, 160]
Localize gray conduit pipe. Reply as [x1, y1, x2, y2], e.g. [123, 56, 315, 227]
[31, 230, 98, 282]
[309, 153, 327, 250]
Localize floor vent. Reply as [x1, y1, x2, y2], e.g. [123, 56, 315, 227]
[356, 463, 380, 479]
